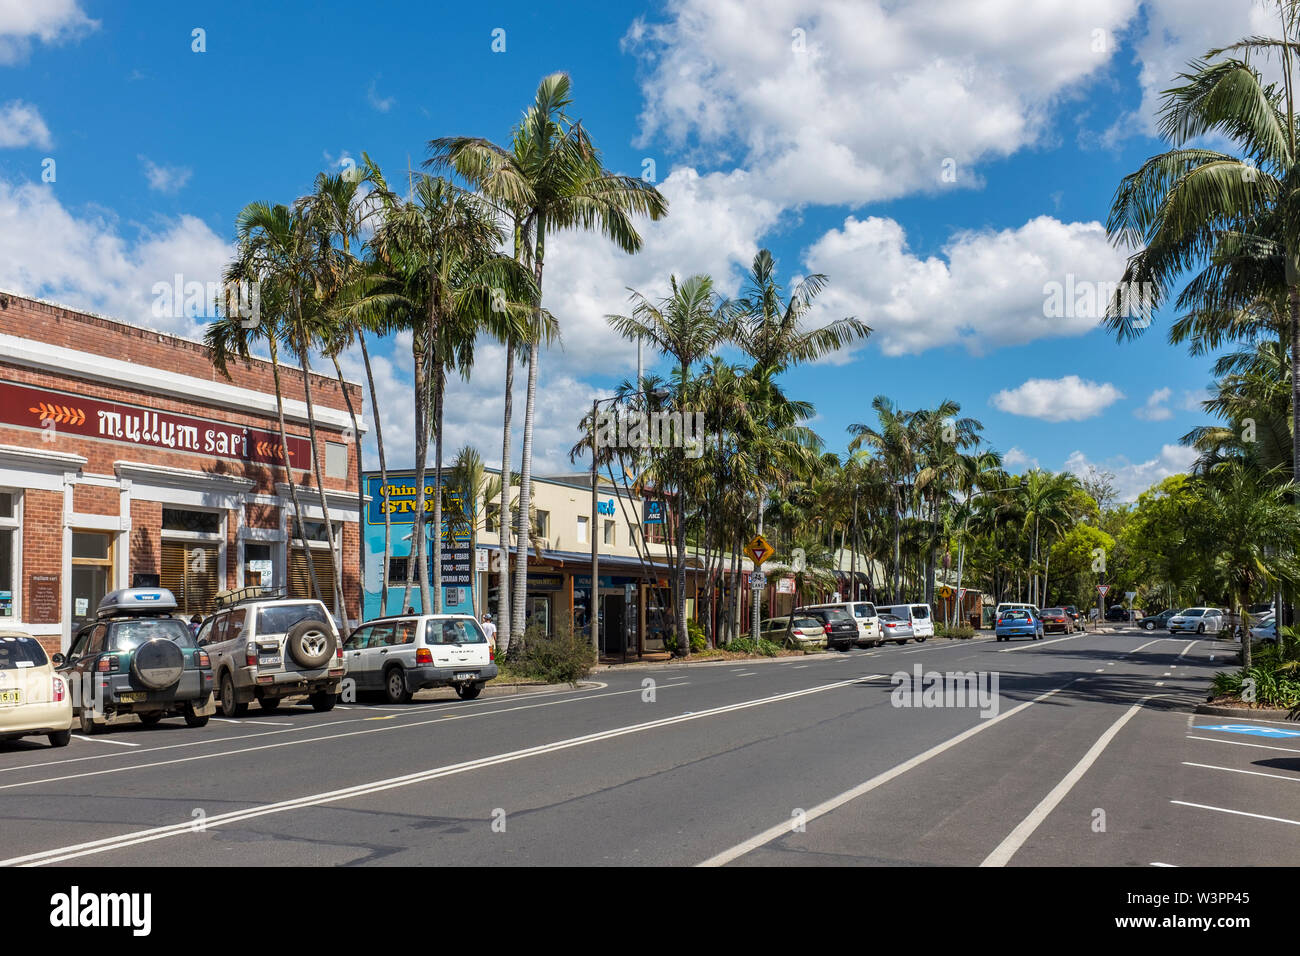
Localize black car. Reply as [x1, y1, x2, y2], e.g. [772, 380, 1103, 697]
[1104, 605, 1131, 622]
[1063, 606, 1082, 626]
[1140, 608, 1177, 631]
[792, 606, 858, 652]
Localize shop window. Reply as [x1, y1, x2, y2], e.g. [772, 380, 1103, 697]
[72, 531, 112, 560]
[293, 520, 337, 543]
[603, 520, 615, 546]
[162, 508, 221, 534]
[0, 528, 13, 619]
[161, 541, 220, 615]
[325, 442, 348, 479]
[0, 492, 14, 519]
[386, 556, 409, 587]
[533, 511, 549, 539]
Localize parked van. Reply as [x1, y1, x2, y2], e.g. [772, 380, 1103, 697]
[802, 601, 881, 647]
[877, 603, 933, 641]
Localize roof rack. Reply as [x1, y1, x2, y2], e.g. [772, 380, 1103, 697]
[213, 586, 286, 609]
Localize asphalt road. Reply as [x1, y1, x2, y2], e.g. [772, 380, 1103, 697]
[0, 626, 1295, 867]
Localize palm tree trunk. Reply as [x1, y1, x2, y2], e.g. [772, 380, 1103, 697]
[405, 330, 430, 613]
[1290, 281, 1300, 488]
[295, 325, 345, 619]
[432, 365, 445, 613]
[360, 335, 392, 614]
[512, 226, 546, 644]
[497, 338, 515, 653]
[330, 352, 364, 615]
[268, 339, 321, 604]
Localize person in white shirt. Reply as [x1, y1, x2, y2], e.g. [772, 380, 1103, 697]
[481, 613, 497, 651]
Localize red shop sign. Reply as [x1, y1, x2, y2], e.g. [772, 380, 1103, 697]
[0, 379, 312, 468]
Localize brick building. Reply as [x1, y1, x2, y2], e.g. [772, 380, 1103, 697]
[0, 291, 365, 654]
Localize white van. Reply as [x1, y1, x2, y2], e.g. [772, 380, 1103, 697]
[877, 603, 933, 641]
[803, 601, 881, 647]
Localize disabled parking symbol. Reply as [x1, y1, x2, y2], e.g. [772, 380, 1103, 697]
[1194, 723, 1300, 738]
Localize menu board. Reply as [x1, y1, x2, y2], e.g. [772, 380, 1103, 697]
[28, 574, 59, 623]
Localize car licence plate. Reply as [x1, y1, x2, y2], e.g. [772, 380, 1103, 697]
[454, 672, 477, 681]
[119, 691, 147, 703]
[259, 656, 282, 667]
[0, 689, 22, 705]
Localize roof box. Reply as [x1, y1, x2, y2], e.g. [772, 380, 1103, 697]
[97, 587, 179, 617]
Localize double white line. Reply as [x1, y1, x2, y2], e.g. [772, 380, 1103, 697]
[1, 674, 885, 867]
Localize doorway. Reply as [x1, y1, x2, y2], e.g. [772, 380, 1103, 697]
[601, 593, 626, 656]
[71, 530, 115, 630]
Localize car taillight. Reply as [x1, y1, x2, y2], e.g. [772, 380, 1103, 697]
[246, 646, 258, 667]
[96, 656, 118, 673]
[416, 647, 433, 665]
[336, 645, 344, 662]
[52, 676, 66, 702]
[197, 650, 210, 668]
[824, 624, 832, 634]
[489, 645, 495, 662]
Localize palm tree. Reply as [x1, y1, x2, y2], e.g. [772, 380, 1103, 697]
[429, 70, 667, 644]
[1106, 3, 1300, 484]
[607, 274, 728, 655]
[1197, 462, 1300, 667]
[849, 397, 919, 602]
[364, 174, 533, 614]
[1016, 470, 1080, 606]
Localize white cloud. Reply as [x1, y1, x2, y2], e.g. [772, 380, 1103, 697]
[991, 375, 1123, 422]
[1003, 446, 1039, 470]
[0, 176, 230, 336]
[628, 0, 1140, 208]
[139, 156, 192, 194]
[0, 0, 96, 64]
[1064, 443, 1198, 502]
[803, 214, 1129, 356]
[0, 100, 51, 148]
[367, 78, 395, 113]
[1134, 386, 1172, 421]
[1180, 388, 1208, 412]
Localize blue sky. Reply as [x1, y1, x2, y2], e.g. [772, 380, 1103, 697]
[0, 0, 1282, 499]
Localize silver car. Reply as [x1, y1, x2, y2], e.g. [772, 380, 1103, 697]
[1167, 607, 1224, 635]
[878, 613, 915, 645]
[343, 614, 498, 704]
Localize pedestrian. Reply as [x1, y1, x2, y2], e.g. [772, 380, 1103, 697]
[481, 612, 497, 652]
[188, 614, 202, 636]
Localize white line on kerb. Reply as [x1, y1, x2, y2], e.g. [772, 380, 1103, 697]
[696, 677, 1081, 867]
[1171, 800, 1300, 827]
[981, 695, 1160, 867]
[0, 674, 887, 867]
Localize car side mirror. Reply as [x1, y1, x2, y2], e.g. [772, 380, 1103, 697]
[51, 653, 65, 666]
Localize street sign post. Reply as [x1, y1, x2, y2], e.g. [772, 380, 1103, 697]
[749, 570, 766, 589]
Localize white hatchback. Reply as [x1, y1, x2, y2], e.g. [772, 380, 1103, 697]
[0, 632, 73, 747]
[1167, 607, 1224, 635]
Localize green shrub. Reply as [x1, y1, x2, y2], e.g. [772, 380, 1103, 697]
[724, 636, 782, 657]
[665, 621, 708, 654]
[1212, 645, 1300, 709]
[514, 621, 596, 685]
[936, 624, 976, 639]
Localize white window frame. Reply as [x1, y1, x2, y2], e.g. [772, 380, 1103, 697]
[576, 515, 588, 544]
[0, 489, 21, 625]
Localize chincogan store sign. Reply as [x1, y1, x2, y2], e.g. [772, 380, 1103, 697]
[362, 472, 474, 619]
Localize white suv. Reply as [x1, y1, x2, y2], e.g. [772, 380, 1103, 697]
[801, 601, 881, 647]
[343, 614, 498, 704]
[197, 592, 346, 716]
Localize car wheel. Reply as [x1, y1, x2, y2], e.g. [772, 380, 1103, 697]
[220, 673, 248, 718]
[456, 682, 483, 701]
[286, 619, 336, 669]
[48, 729, 71, 747]
[310, 691, 337, 713]
[1197, 623, 1206, 634]
[1144, 621, 1155, 630]
[183, 701, 209, 728]
[78, 707, 99, 735]
[383, 667, 412, 704]
[259, 697, 281, 712]
[138, 712, 164, 727]
[916, 637, 928, 643]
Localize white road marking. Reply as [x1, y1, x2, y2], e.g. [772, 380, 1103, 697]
[1095, 669, 1104, 673]
[1151, 862, 1178, 867]
[791, 665, 809, 669]
[0, 674, 888, 867]
[997, 634, 1084, 653]
[250, 721, 294, 727]
[1171, 800, 1300, 827]
[212, 718, 243, 724]
[0, 682, 690, 791]
[734, 672, 757, 677]
[1177, 641, 1197, 659]
[1183, 762, 1300, 783]
[1130, 639, 1165, 654]
[1186, 736, 1300, 754]
[1156, 682, 1165, 686]
[71, 735, 139, 748]
[981, 695, 1158, 867]
[697, 678, 1081, 867]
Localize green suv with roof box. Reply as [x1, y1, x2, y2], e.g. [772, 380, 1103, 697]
[60, 588, 216, 734]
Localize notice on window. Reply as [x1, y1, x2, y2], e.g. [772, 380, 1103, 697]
[28, 574, 59, 623]
[74, 597, 89, 617]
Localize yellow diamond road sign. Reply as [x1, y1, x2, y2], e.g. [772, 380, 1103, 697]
[938, 586, 953, 600]
[746, 534, 775, 567]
